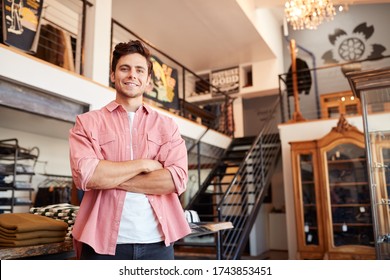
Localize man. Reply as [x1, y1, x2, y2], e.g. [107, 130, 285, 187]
[69, 40, 191, 260]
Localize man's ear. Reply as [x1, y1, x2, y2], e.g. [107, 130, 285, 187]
[110, 71, 115, 83]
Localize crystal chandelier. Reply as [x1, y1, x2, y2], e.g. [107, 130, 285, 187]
[284, 0, 336, 30]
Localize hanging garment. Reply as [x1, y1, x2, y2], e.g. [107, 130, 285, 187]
[286, 58, 312, 96]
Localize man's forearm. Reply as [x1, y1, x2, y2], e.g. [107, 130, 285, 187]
[117, 169, 176, 195]
[87, 159, 162, 190]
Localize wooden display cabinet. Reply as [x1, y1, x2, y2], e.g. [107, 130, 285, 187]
[290, 116, 376, 259]
[369, 132, 390, 258]
[346, 66, 390, 259]
[320, 91, 361, 119]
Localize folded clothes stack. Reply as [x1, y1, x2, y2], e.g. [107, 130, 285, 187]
[0, 213, 68, 247]
[30, 203, 79, 240]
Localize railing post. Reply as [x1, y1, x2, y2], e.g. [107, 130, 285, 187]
[289, 39, 306, 122]
[197, 141, 201, 190]
[182, 70, 186, 118]
[80, 0, 87, 75]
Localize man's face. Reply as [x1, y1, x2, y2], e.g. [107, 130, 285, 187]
[111, 53, 151, 100]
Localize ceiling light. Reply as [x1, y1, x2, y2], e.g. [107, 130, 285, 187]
[284, 0, 337, 30]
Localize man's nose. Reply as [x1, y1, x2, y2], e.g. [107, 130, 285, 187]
[128, 68, 137, 79]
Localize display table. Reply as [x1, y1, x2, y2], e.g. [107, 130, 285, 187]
[0, 222, 233, 260]
[0, 240, 74, 260]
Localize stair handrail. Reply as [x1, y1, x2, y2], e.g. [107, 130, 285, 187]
[186, 127, 211, 155]
[185, 135, 234, 210]
[216, 96, 281, 259]
[216, 96, 281, 211]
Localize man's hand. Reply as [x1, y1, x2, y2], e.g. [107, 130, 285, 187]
[143, 159, 163, 173]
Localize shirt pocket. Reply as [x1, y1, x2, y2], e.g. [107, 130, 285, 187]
[94, 132, 117, 160]
[147, 133, 171, 162]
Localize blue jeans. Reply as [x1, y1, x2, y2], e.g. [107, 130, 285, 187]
[80, 242, 174, 260]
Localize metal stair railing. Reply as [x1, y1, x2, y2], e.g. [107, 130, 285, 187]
[185, 136, 237, 212]
[216, 96, 282, 259]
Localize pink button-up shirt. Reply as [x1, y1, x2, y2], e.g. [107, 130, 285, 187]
[69, 101, 191, 258]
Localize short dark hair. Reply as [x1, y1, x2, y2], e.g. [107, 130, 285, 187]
[111, 40, 153, 75]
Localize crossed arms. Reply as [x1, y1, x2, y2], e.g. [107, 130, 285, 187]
[87, 159, 175, 195]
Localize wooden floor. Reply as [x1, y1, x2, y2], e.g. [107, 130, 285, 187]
[243, 250, 289, 260]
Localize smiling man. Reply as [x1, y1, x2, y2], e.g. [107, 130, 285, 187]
[69, 40, 191, 260]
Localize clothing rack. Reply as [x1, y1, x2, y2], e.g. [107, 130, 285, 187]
[34, 174, 73, 207]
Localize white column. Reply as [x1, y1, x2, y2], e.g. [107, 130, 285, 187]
[233, 97, 244, 137]
[84, 0, 112, 86]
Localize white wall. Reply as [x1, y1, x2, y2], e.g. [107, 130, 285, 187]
[249, 203, 273, 255]
[0, 127, 71, 213]
[83, 0, 112, 85]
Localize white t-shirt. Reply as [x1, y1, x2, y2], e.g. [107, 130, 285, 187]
[116, 112, 163, 244]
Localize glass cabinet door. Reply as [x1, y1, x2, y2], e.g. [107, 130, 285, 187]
[299, 153, 320, 246]
[326, 143, 374, 248]
[370, 132, 390, 259]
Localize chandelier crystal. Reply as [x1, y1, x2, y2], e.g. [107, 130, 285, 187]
[284, 0, 336, 30]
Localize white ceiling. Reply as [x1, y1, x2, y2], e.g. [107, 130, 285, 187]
[112, 0, 390, 72]
[112, 0, 275, 71]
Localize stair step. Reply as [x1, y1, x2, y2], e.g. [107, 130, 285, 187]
[197, 214, 219, 219]
[208, 182, 233, 186]
[225, 150, 247, 155]
[222, 202, 254, 206]
[175, 241, 216, 247]
[215, 172, 237, 176]
[231, 137, 256, 145]
[196, 202, 254, 208]
[231, 145, 252, 151]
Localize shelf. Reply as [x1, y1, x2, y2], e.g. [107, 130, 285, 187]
[331, 204, 371, 207]
[302, 181, 315, 184]
[329, 182, 368, 187]
[0, 138, 38, 213]
[0, 171, 35, 176]
[0, 198, 33, 206]
[0, 187, 34, 191]
[333, 223, 373, 227]
[0, 144, 39, 161]
[327, 158, 366, 164]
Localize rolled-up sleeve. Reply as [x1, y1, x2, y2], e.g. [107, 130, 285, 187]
[164, 122, 188, 196]
[69, 116, 100, 191]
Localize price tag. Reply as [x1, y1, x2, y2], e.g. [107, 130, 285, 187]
[342, 223, 348, 232]
[307, 234, 313, 243]
[360, 207, 365, 213]
[304, 224, 309, 232]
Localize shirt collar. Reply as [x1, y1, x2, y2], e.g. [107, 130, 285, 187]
[105, 100, 151, 114]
